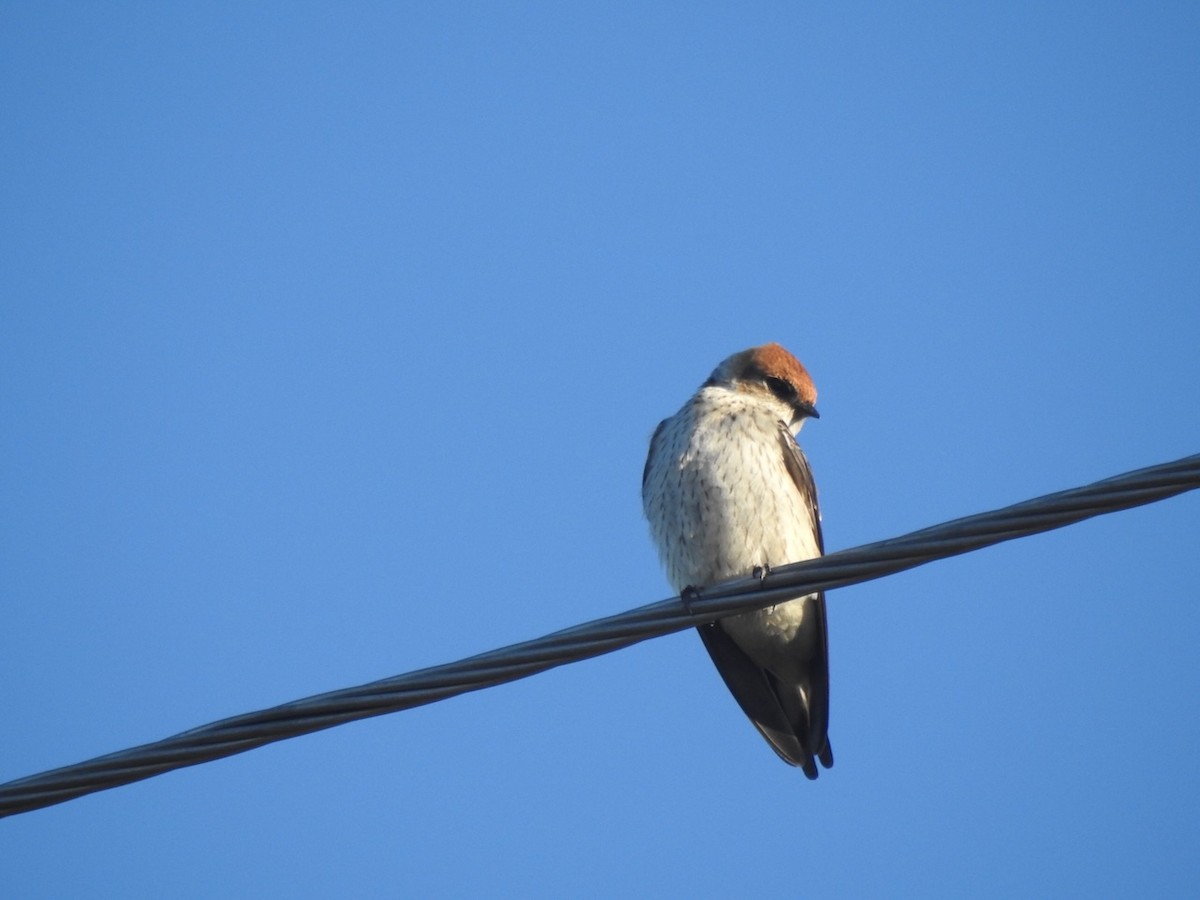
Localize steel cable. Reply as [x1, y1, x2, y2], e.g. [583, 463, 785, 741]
[2, 453, 1197, 818]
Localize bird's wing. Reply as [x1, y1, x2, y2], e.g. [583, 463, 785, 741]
[776, 422, 824, 553]
[774, 422, 833, 769]
[696, 621, 821, 777]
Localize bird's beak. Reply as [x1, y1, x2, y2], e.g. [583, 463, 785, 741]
[798, 403, 820, 420]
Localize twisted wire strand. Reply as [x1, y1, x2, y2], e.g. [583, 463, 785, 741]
[2, 453, 1197, 818]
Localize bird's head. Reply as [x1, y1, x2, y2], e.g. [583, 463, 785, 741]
[705, 343, 820, 426]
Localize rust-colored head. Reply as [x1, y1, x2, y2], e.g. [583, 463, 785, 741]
[706, 342, 819, 420]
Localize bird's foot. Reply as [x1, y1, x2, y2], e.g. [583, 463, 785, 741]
[753, 564, 775, 610]
[681, 585, 701, 616]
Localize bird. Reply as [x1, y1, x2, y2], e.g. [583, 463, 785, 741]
[642, 343, 833, 777]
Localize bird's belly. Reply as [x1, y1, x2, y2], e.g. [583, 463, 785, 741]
[646, 409, 824, 681]
[666, 477, 819, 592]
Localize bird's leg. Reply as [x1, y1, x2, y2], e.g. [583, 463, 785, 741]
[753, 563, 773, 610]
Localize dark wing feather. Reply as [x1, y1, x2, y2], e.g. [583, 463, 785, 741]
[775, 423, 834, 768]
[776, 423, 824, 554]
[696, 622, 819, 778]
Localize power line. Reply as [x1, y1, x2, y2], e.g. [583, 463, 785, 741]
[2, 453, 1197, 818]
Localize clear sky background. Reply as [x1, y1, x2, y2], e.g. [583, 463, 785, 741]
[3, 3, 1199, 897]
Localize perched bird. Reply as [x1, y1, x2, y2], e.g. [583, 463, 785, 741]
[642, 343, 833, 777]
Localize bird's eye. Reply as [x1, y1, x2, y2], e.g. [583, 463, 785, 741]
[765, 376, 798, 404]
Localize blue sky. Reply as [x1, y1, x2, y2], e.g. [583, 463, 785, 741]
[3, 3, 1198, 896]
